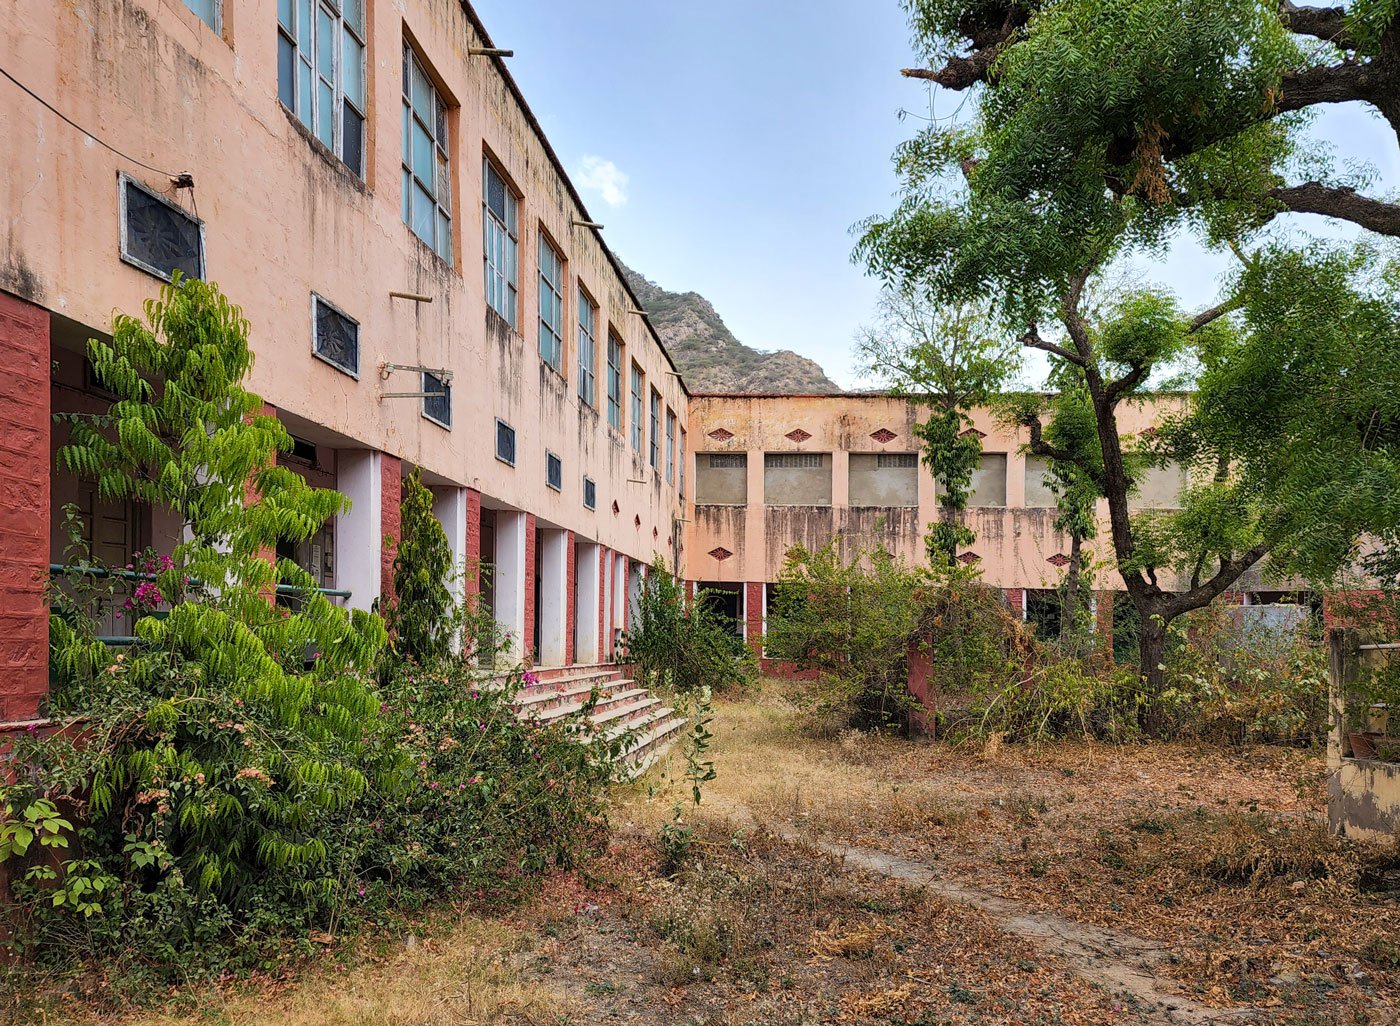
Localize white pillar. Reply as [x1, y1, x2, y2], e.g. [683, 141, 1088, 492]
[431, 486, 467, 652]
[336, 450, 383, 613]
[575, 542, 601, 664]
[494, 510, 527, 663]
[538, 529, 569, 666]
[612, 553, 627, 649]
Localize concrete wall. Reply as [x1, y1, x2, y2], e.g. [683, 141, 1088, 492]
[763, 453, 832, 506]
[849, 453, 918, 508]
[694, 453, 748, 505]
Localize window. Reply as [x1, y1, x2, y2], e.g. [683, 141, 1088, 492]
[546, 451, 563, 491]
[850, 452, 918, 507]
[630, 364, 644, 453]
[649, 389, 662, 471]
[495, 419, 516, 466]
[119, 175, 204, 282]
[278, 0, 366, 176]
[709, 454, 747, 469]
[422, 371, 451, 428]
[483, 159, 518, 325]
[606, 333, 624, 432]
[679, 428, 687, 497]
[311, 294, 358, 375]
[665, 409, 676, 483]
[184, 0, 220, 32]
[538, 235, 565, 371]
[878, 453, 918, 469]
[401, 44, 452, 259]
[764, 452, 832, 506]
[578, 289, 597, 407]
[765, 453, 823, 469]
[696, 453, 747, 505]
[583, 476, 597, 511]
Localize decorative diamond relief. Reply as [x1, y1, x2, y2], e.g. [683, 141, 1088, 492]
[707, 427, 734, 441]
[634, 515, 642, 528]
[708, 547, 733, 562]
[958, 428, 987, 439]
[1046, 553, 1071, 568]
[612, 500, 620, 515]
[957, 552, 982, 565]
[870, 428, 898, 443]
[784, 428, 812, 443]
[652, 527, 659, 539]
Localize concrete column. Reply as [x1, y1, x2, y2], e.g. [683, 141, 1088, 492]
[0, 291, 49, 723]
[745, 581, 765, 655]
[1005, 588, 1026, 620]
[574, 540, 601, 665]
[492, 510, 528, 664]
[564, 531, 577, 665]
[463, 487, 482, 607]
[379, 455, 402, 602]
[523, 513, 537, 665]
[597, 545, 609, 662]
[1004, 431, 1028, 510]
[612, 552, 626, 650]
[431, 485, 468, 653]
[744, 449, 766, 585]
[537, 528, 568, 667]
[336, 450, 386, 614]
[831, 449, 850, 510]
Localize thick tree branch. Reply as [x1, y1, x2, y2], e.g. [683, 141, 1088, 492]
[1269, 181, 1400, 236]
[1276, 59, 1392, 114]
[1279, 3, 1359, 50]
[901, 52, 999, 90]
[1188, 298, 1241, 333]
[1022, 414, 1090, 478]
[1019, 325, 1085, 367]
[1104, 364, 1150, 405]
[1166, 543, 1269, 618]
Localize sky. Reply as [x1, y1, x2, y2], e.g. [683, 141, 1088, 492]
[471, 1, 1398, 391]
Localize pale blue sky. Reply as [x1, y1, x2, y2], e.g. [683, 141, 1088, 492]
[472, 1, 1397, 390]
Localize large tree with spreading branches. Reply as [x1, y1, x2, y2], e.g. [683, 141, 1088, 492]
[858, 0, 1400, 692]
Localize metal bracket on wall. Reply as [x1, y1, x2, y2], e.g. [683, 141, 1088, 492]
[378, 362, 453, 401]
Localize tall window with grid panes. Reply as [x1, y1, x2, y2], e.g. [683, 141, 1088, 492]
[401, 44, 452, 259]
[538, 236, 565, 372]
[483, 160, 519, 326]
[578, 288, 597, 407]
[630, 364, 645, 454]
[607, 334, 624, 432]
[278, 0, 366, 176]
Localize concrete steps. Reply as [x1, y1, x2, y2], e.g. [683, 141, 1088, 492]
[507, 663, 685, 777]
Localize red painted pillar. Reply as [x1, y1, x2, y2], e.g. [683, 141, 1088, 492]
[745, 581, 765, 657]
[244, 402, 279, 580]
[598, 545, 609, 662]
[379, 455, 402, 604]
[522, 513, 537, 667]
[564, 531, 577, 666]
[1004, 588, 1025, 619]
[0, 291, 49, 723]
[463, 487, 482, 607]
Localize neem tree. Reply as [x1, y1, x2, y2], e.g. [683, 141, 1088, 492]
[857, 0, 1400, 691]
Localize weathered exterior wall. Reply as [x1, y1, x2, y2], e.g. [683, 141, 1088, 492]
[684, 393, 1185, 592]
[848, 454, 919, 508]
[694, 454, 748, 505]
[763, 453, 833, 506]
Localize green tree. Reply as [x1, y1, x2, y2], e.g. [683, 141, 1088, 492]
[382, 468, 457, 667]
[859, 1, 1400, 695]
[857, 283, 1019, 563]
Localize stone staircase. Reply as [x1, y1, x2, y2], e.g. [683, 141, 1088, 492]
[510, 663, 687, 776]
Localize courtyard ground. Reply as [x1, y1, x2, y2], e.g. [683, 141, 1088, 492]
[22, 679, 1400, 1026]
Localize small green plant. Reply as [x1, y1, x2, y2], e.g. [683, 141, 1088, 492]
[659, 688, 716, 876]
[380, 469, 460, 670]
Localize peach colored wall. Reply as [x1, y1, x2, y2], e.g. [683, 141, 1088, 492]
[684, 393, 1185, 591]
[3, 0, 685, 570]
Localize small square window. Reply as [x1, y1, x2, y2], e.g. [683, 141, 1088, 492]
[119, 175, 204, 282]
[422, 371, 451, 428]
[583, 476, 597, 510]
[496, 419, 516, 466]
[546, 451, 563, 492]
[311, 295, 359, 376]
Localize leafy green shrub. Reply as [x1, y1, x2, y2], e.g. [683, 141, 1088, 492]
[622, 557, 755, 693]
[380, 468, 461, 671]
[766, 539, 929, 731]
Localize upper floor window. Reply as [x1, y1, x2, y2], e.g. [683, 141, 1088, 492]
[538, 235, 565, 371]
[184, 0, 221, 33]
[483, 160, 519, 325]
[665, 409, 676, 483]
[311, 293, 358, 376]
[402, 44, 452, 260]
[577, 288, 597, 407]
[278, 0, 366, 177]
[649, 389, 662, 471]
[630, 364, 644, 454]
[679, 428, 687, 497]
[606, 334, 624, 432]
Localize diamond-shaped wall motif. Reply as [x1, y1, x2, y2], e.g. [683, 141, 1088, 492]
[652, 527, 659, 539]
[708, 547, 733, 562]
[612, 500, 620, 515]
[1046, 553, 1071, 568]
[634, 515, 642, 528]
[785, 428, 812, 443]
[870, 428, 898, 443]
[707, 427, 734, 441]
[958, 428, 987, 439]
[957, 552, 982, 565]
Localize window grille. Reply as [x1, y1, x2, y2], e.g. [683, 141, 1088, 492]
[119, 176, 204, 282]
[877, 453, 918, 469]
[546, 451, 563, 491]
[495, 419, 516, 466]
[709, 454, 746, 469]
[765, 453, 822, 469]
[312, 295, 359, 375]
[583, 477, 597, 510]
[422, 371, 451, 428]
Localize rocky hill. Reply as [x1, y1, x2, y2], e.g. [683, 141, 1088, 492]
[621, 263, 840, 395]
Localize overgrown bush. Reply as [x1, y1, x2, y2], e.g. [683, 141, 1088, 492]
[622, 557, 755, 693]
[380, 468, 460, 670]
[1158, 603, 1328, 744]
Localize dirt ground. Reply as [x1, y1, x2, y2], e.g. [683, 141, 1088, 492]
[21, 680, 1400, 1026]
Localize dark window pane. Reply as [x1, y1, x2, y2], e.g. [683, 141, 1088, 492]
[496, 420, 516, 466]
[584, 478, 596, 510]
[342, 105, 363, 177]
[423, 372, 451, 427]
[123, 181, 202, 281]
[546, 452, 563, 491]
[313, 298, 358, 374]
[278, 33, 296, 109]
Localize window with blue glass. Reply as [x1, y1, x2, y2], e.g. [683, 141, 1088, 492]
[607, 333, 624, 432]
[184, 0, 221, 32]
[630, 363, 644, 454]
[649, 388, 661, 471]
[401, 44, 452, 259]
[578, 287, 597, 406]
[583, 477, 597, 511]
[483, 159, 518, 325]
[277, 0, 366, 177]
[538, 235, 565, 371]
[546, 451, 563, 492]
[666, 408, 676, 483]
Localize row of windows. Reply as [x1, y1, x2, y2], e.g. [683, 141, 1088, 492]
[491, 419, 600, 513]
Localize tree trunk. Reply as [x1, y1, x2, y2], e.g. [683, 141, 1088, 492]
[1138, 604, 1168, 699]
[1060, 533, 1083, 648]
